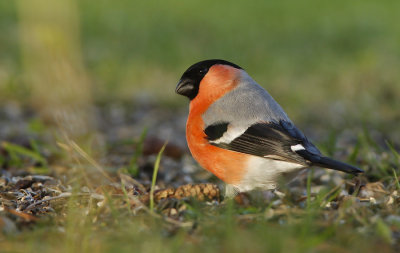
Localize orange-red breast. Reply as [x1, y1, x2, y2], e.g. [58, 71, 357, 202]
[176, 59, 363, 196]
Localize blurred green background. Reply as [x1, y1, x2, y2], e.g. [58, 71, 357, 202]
[1, 1, 400, 252]
[1, 0, 399, 127]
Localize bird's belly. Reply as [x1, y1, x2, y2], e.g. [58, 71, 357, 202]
[187, 140, 249, 184]
[236, 156, 305, 192]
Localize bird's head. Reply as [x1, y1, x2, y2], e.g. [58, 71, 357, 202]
[176, 59, 243, 101]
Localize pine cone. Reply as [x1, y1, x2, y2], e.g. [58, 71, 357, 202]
[154, 183, 221, 202]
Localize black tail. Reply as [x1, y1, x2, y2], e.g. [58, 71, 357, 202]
[296, 150, 364, 175]
[313, 156, 364, 175]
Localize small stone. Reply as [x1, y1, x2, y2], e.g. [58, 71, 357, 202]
[169, 208, 178, 216]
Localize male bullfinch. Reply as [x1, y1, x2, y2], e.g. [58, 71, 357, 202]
[176, 59, 363, 196]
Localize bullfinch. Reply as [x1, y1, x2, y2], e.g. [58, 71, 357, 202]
[175, 59, 363, 196]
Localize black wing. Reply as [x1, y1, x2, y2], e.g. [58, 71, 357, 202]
[204, 120, 363, 174]
[205, 120, 317, 165]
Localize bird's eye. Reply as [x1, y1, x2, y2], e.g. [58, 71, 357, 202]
[199, 68, 207, 74]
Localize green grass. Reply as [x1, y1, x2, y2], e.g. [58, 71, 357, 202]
[1, 183, 397, 253]
[1, 0, 400, 252]
[149, 142, 167, 212]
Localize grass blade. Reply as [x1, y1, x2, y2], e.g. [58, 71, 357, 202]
[149, 142, 167, 212]
[306, 168, 314, 209]
[127, 128, 148, 176]
[386, 140, 400, 162]
[2, 141, 47, 166]
[392, 168, 400, 191]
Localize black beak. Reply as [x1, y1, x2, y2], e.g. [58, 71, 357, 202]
[175, 79, 194, 97]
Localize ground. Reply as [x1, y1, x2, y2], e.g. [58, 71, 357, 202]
[1, 101, 399, 252]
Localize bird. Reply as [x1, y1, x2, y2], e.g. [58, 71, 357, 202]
[175, 59, 363, 196]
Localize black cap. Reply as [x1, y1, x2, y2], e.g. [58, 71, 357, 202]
[176, 59, 242, 100]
